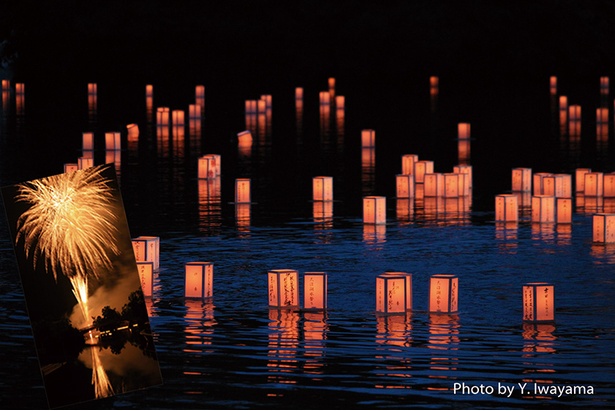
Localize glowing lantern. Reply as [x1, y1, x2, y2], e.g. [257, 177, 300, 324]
[188, 104, 201, 120]
[424, 173, 444, 197]
[363, 196, 386, 225]
[303, 272, 327, 311]
[198, 154, 221, 179]
[593, 213, 615, 243]
[268, 269, 299, 308]
[64, 163, 79, 173]
[261, 94, 272, 109]
[375, 273, 407, 314]
[533, 172, 552, 195]
[414, 160, 434, 183]
[569, 105, 582, 121]
[185, 262, 213, 299]
[523, 282, 555, 322]
[235, 178, 251, 204]
[82, 132, 94, 152]
[195, 85, 205, 112]
[559, 95, 568, 112]
[137, 261, 154, 297]
[430, 76, 439, 95]
[15, 82, 24, 94]
[600, 76, 609, 94]
[245, 100, 257, 114]
[453, 165, 473, 191]
[132, 236, 160, 270]
[495, 194, 518, 222]
[328, 77, 336, 94]
[542, 174, 572, 198]
[396, 174, 415, 199]
[429, 274, 459, 314]
[512, 167, 532, 192]
[575, 168, 592, 192]
[78, 156, 94, 170]
[584, 172, 604, 197]
[549, 76, 557, 94]
[532, 195, 556, 223]
[145, 84, 154, 98]
[87, 82, 97, 95]
[457, 139, 471, 164]
[402, 154, 419, 175]
[105, 131, 121, 151]
[597, 107, 609, 123]
[604, 173, 615, 197]
[1, 79, 9, 91]
[126, 123, 139, 142]
[556, 198, 572, 224]
[361, 129, 375, 148]
[443, 173, 466, 198]
[295, 87, 303, 101]
[458, 123, 471, 139]
[156, 107, 170, 126]
[313, 176, 333, 201]
[319, 91, 330, 106]
[335, 95, 345, 110]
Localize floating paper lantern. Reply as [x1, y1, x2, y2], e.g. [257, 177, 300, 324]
[188, 104, 201, 120]
[319, 91, 330, 106]
[429, 274, 459, 314]
[261, 94, 272, 109]
[304, 272, 327, 311]
[78, 156, 94, 170]
[126, 123, 139, 142]
[15, 82, 24, 95]
[395, 174, 415, 199]
[593, 213, 615, 243]
[335, 95, 345, 110]
[585, 172, 604, 197]
[559, 95, 568, 112]
[105, 131, 121, 151]
[313, 176, 333, 201]
[532, 195, 556, 223]
[604, 173, 615, 198]
[430, 76, 439, 96]
[1, 79, 9, 91]
[82, 132, 94, 152]
[575, 168, 592, 192]
[424, 173, 444, 197]
[361, 129, 375, 148]
[495, 194, 519, 222]
[597, 107, 609, 123]
[600, 76, 609, 95]
[363, 196, 386, 225]
[235, 178, 251, 204]
[87, 82, 97, 95]
[542, 174, 572, 198]
[64, 163, 79, 173]
[443, 173, 467, 198]
[132, 236, 160, 270]
[512, 168, 532, 192]
[185, 262, 213, 299]
[556, 198, 572, 224]
[195, 85, 205, 112]
[569, 105, 582, 121]
[523, 282, 555, 323]
[137, 261, 154, 297]
[375, 273, 407, 315]
[414, 160, 434, 183]
[402, 154, 419, 175]
[156, 107, 170, 126]
[268, 269, 299, 308]
[198, 154, 221, 179]
[533, 172, 552, 196]
[295, 87, 303, 101]
[145, 84, 153, 98]
[453, 165, 473, 191]
[549, 76, 557, 94]
[458, 123, 471, 139]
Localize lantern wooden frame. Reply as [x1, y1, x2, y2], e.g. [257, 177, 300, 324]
[523, 282, 555, 323]
[304, 272, 328, 311]
[363, 196, 386, 225]
[268, 269, 300, 308]
[132, 236, 160, 270]
[185, 262, 214, 300]
[429, 274, 459, 314]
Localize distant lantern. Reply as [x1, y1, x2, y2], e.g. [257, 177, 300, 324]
[185, 262, 214, 299]
[593, 213, 615, 243]
[443, 173, 465, 198]
[195, 85, 205, 111]
[569, 105, 582, 121]
[424, 173, 444, 197]
[495, 194, 519, 222]
[304, 272, 328, 311]
[313, 176, 333, 201]
[156, 107, 170, 126]
[414, 160, 434, 183]
[430, 76, 439, 94]
[137, 261, 154, 297]
[532, 195, 556, 223]
[375, 273, 407, 315]
[295, 87, 304, 101]
[585, 172, 604, 197]
[396, 174, 415, 199]
[575, 168, 592, 192]
[198, 154, 221, 179]
[126, 123, 139, 142]
[549, 76, 557, 94]
[604, 173, 615, 198]
[172, 109, 185, 126]
[533, 172, 552, 196]
[1, 79, 9, 91]
[335, 95, 345, 110]
[257, 99, 267, 115]
[600, 76, 609, 94]
[189, 104, 201, 120]
[64, 163, 79, 173]
[363, 196, 386, 225]
[82, 132, 94, 152]
[453, 164, 473, 191]
[457, 139, 471, 163]
[261, 94, 272, 109]
[132, 236, 160, 270]
[523, 282, 555, 323]
[105, 131, 121, 151]
[78, 156, 94, 170]
[512, 168, 532, 192]
[597, 107, 609, 123]
[361, 129, 375, 148]
[237, 129, 253, 145]
[235, 178, 251, 204]
[268, 269, 299, 308]
[429, 274, 459, 314]
[87, 82, 97, 95]
[319, 91, 330, 106]
[402, 154, 419, 175]
[556, 197, 573, 224]
[145, 84, 154, 98]
[458, 123, 471, 139]
[559, 95, 568, 112]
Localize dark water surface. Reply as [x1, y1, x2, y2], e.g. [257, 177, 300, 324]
[1, 72, 615, 409]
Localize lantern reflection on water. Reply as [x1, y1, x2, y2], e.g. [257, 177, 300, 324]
[429, 274, 459, 314]
[235, 178, 251, 204]
[523, 282, 555, 323]
[268, 269, 299, 308]
[185, 262, 213, 300]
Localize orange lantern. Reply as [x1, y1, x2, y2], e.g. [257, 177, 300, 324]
[575, 168, 592, 192]
[600, 76, 609, 95]
[319, 91, 330, 106]
[185, 262, 214, 299]
[132, 236, 160, 270]
[304, 272, 328, 311]
[569, 104, 582, 121]
[195, 85, 205, 112]
[235, 178, 251, 204]
[424, 173, 444, 197]
[429, 274, 459, 314]
[604, 173, 615, 197]
[597, 107, 609, 123]
[495, 194, 519, 222]
[137, 261, 154, 297]
[1, 79, 9, 91]
[363, 196, 386, 225]
[395, 174, 414, 199]
[78, 156, 94, 170]
[145, 84, 154, 98]
[156, 107, 170, 126]
[295, 87, 303, 101]
[542, 174, 572, 198]
[430, 76, 439, 95]
[375, 273, 408, 315]
[82, 131, 94, 152]
[549, 76, 557, 94]
[87, 82, 97, 95]
[556, 198, 573, 224]
[453, 165, 473, 191]
[533, 172, 552, 195]
[414, 160, 434, 183]
[268, 269, 299, 308]
[523, 282, 555, 322]
[512, 167, 532, 192]
[313, 176, 333, 201]
[443, 173, 467, 198]
[532, 195, 556, 223]
[63, 163, 79, 173]
[402, 154, 419, 175]
[361, 129, 375, 148]
[126, 123, 139, 142]
[593, 213, 615, 243]
[457, 138, 471, 164]
[458, 123, 471, 139]
[189, 104, 201, 120]
[585, 172, 604, 197]
[559, 95, 568, 112]
[105, 131, 121, 151]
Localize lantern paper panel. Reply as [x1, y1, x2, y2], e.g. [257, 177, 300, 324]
[603, 173, 615, 198]
[593, 213, 615, 243]
[303, 272, 328, 311]
[78, 156, 94, 170]
[429, 274, 459, 314]
[64, 163, 79, 173]
[185, 262, 214, 299]
[585, 172, 604, 197]
[313, 176, 334, 201]
[575, 168, 592, 192]
[105, 132, 121, 151]
[532, 195, 556, 223]
[137, 261, 154, 297]
[523, 282, 555, 323]
[569, 104, 582, 121]
[533, 173, 552, 196]
[395, 174, 415, 199]
[235, 178, 251, 204]
[335, 95, 345, 110]
[268, 269, 299, 308]
[363, 196, 386, 225]
[550, 76, 557, 94]
[375, 273, 407, 315]
[512, 168, 532, 192]
[198, 154, 222, 179]
[495, 194, 519, 222]
[556, 198, 573, 224]
[361, 129, 375, 148]
[402, 154, 419, 175]
[542, 174, 572, 198]
[458, 123, 471, 139]
[383, 272, 412, 311]
[82, 132, 94, 152]
[453, 164, 473, 190]
[424, 173, 444, 197]
[414, 161, 434, 184]
[132, 236, 160, 270]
